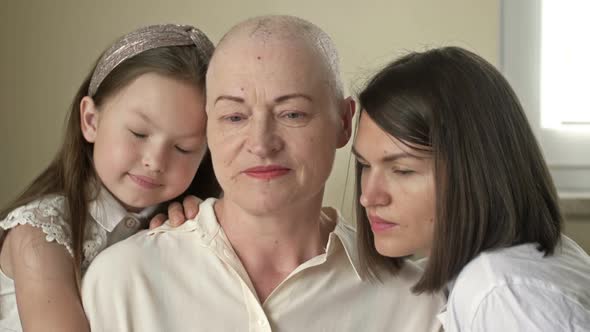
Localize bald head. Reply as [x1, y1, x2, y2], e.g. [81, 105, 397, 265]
[215, 15, 344, 99]
[205, 16, 355, 216]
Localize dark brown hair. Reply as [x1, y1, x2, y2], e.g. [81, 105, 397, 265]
[1, 44, 221, 283]
[356, 46, 561, 293]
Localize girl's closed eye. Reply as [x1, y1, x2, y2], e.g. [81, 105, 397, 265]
[129, 129, 147, 138]
[175, 145, 192, 154]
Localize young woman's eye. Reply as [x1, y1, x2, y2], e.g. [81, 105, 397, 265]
[394, 169, 414, 175]
[129, 130, 147, 138]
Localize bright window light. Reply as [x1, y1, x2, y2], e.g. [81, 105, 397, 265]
[541, 0, 590, 131]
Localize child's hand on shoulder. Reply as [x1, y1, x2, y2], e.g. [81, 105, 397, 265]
[148, 195, 202, 229]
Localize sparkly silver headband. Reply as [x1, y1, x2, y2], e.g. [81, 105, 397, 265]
[88, 24, 214, 96]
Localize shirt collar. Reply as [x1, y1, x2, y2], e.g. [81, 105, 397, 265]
[88, 186, 157, 232]
[147, 199, 363, 280]
[321, 206, 364, 281]
[436, 279, 454, 329]
[147, 197, 219, 237]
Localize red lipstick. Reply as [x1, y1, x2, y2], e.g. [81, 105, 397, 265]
[243, 165, 290, 180]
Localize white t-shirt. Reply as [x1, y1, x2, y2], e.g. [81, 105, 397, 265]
[439, 235, 590, 331]
[82, 198, 444, 332]
[0, 188, 155, 331]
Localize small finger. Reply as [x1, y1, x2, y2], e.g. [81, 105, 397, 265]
[148, 214, 167, 230]
[168, 202, 185, 226]
[183, 195, 202, 219]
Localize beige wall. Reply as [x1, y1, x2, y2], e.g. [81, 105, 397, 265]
[3, 0, 588, 251]
[0, 0, 499, 207]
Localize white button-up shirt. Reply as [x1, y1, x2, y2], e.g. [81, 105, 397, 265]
[82, 198, 444, 331]
[438, 235, 590, 331]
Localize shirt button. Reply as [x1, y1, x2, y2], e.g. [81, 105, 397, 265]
[125, 218, 139, 228]
[223, 249, 232, 258]
[257, 319, 266, 326]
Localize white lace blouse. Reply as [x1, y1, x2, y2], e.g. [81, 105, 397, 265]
[0, 188, 156, 331]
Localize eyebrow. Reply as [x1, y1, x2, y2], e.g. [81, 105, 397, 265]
[274, 93, 313, 103]
[214, 95, 244, 105]
[351, 146, 420, 163]
[213, 93, 313, 106]
[134, 110, 155, 126]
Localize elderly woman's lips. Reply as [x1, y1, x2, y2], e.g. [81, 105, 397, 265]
[243, 165, 291, 179]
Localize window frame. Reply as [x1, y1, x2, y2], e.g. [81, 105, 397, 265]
[501, 0, 590, 196]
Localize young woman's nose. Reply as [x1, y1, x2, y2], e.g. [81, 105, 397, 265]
[360, 171, 392, 208]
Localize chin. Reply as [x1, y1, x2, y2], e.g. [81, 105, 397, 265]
[374, 240, 413, 258]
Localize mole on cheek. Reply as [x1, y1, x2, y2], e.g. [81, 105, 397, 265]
[257, 56, 262, 60]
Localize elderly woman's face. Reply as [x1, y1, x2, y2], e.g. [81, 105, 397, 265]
[205, 36, 350, 215]
[353, 111, 436, 257]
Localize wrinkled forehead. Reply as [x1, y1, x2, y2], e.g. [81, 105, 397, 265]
[206, 35, 333, 99]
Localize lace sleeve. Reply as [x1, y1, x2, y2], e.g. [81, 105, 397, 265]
[0, 195, 74, 257]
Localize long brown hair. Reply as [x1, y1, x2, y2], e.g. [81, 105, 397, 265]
[1, 43, 220, 282]
[356, 46, 561, 293]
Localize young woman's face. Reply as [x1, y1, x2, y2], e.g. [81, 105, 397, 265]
[81, 72, 207, 211]
[353, 111, 436, 257]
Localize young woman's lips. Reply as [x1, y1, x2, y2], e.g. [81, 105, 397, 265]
[368, 215, 399, 233]
[128, 174, 162, 189]
[243, 165, 291, 180]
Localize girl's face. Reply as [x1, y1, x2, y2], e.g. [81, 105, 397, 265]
[353, 111, 436, 257]
[81, 72, 207, 212]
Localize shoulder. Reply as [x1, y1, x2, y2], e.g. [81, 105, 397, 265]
[81, 229, 150, 305]
[1, 195, 73, 256]
[448, 240, 590, 330]
[2, 195, 68, 228]
[84, 229, 151, 276]
[452, 242, 544, 291]
[83, 211, 205, 282]
[454, 238, 590, 294]
[462, 281, 590, 331]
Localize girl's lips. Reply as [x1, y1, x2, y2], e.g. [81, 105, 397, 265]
[243, 165, 291, 180]
[128, 174, 162, 189]
[368, 215, 399, 233]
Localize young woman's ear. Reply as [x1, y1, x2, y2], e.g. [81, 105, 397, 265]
[337, 96, 356, 148]
[80, 96, 99, 143]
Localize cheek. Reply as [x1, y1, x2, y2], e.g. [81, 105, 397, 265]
[401, 177, 436, 232]
[208, 132, 241, 165]
[96, 127, 136, 155]
[93, 133, 133, 170]
[172, 155, 203, 179]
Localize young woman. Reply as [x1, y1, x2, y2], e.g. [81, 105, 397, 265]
[353, 46, 590, 331]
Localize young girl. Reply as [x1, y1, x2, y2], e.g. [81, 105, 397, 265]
[0, 24, 220, 331]
[353, 46, 590, 331]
